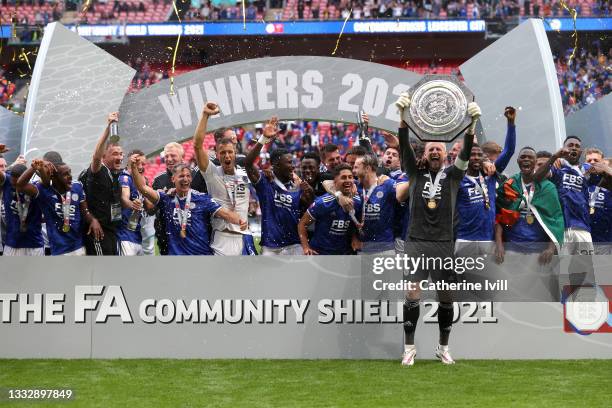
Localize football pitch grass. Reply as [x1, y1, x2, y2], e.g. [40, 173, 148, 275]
[1, 360, 611, 407]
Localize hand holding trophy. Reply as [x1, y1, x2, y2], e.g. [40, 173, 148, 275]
[108, 111, 120, 143]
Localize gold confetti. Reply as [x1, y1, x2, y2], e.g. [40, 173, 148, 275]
[20, 48, 32, 72]
[77, 0, 91, 28]
[169, 0, 183, 96]
[558, 0, 579, 65]
[332, 9, 352, 56]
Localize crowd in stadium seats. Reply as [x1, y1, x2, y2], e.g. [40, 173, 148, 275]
[281, 0, 610, 21]
[80, 0, 172, 24]
[183, 0, 266, 21]
[558, 47, 611, 115]
[126, 58, 168, 91]
[1, 0, 608, 26]
[0, 1, 63, 26]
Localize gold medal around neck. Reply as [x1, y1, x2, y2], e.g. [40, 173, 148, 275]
[526, 215, 535, 225]
[427, 199, 437, 209]
[180, 229, 187, 239]
[590, 207, 595, 215]
[62, 224, 70, 233]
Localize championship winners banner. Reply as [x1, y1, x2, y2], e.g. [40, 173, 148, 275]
[118, 56, 423, 156]
[2, 257, 612, 359]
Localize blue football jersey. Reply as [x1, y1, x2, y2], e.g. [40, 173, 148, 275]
[357, 179, 396, 247]
[254, 172, 303, 248]
[456, 174, 497, 241]
[550, 164, 591, 231]
[116, 171, 142, 244]
[35, 182, 85, 255]
[157, 190, 221, 255]
[2, 175, 43, 249]
[307, 193, 363, 255]
[589, 185, 612, 243]
[503, 206, 549, 253]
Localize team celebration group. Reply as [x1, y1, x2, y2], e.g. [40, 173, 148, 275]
[1, 93, 610, 365]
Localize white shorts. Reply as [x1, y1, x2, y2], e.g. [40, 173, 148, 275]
[394, 238, 405, 254]
[261, 244, 303, 256]
[211, 231, 244, 256]
[363, 249, 396, 256]
[61, 247, 86, 256]
[120, 241, 144, 256]
[562, 228, 594, 256]
[454, 240, 494, 257]
[3, 246, 45, 256]
[140, 214, 156, 256]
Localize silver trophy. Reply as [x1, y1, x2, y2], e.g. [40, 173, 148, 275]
[402, 75, 475, 142]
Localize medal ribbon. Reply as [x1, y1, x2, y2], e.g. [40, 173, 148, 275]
[174, 189, 192, 237]
[467, 174, 490, 209]
[361, 185, 376, 226]
[589, 186, 601, 212]
[61, 188, 72, 232]
[426, 169, 444, 200]
[520, 179, 535, 219]
[224, 175, 238, 210]
[16, 193, 30, 231]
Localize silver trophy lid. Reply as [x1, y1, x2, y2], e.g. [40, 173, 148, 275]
[402, 75, 475, 142]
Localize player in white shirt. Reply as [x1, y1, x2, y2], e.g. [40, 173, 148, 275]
[193, 102, 257, 255]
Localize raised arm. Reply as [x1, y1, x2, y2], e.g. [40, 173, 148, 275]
[396, 180, 409, 203]
[130, 156, 159, 204]
[91, 112, 118, 174]
[494, 106, 517, 173]
[214, 207, 247, 230]
[245, 116, 278, 184]
[193, 102, 220, 174]
[453, 102, 481, 173]
[588, 161, 612, 190]
[16, 159, 48, 197]
[534, 147, 570, 182]
[395, 92, 419, 175]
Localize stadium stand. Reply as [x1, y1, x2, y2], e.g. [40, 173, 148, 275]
[1, 0, 607, 26]
[280, 0, 609, 21]
[182, 0, 266, 21]
[557, 47, 611, 115]
[0, 1, 64, 25]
